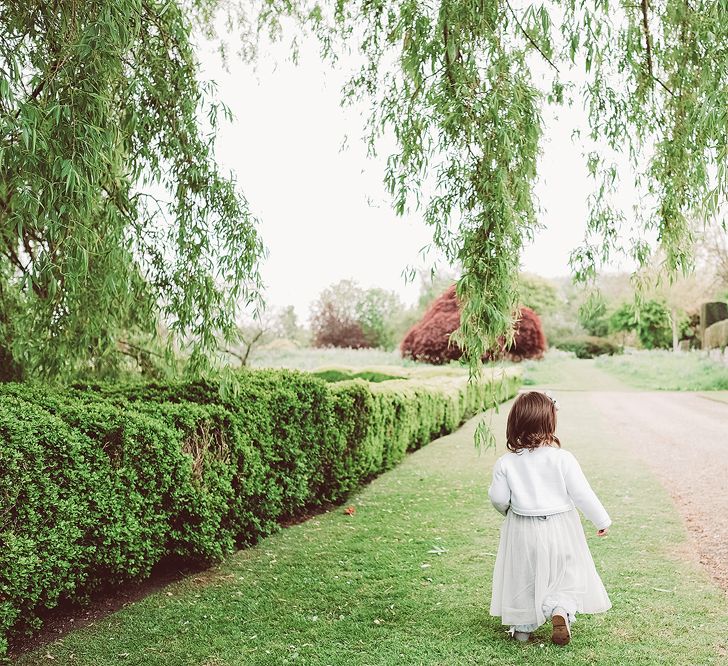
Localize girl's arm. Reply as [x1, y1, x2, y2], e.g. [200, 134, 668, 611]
[564, 452, 612, 531]
[488, 457, 511, 516]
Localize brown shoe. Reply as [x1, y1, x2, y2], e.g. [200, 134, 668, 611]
[551, 611, 571, 646]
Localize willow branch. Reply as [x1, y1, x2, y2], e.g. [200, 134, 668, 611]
[640, 0, 654, 77]
[505, 0, 559, 73]
[117, 338, 164, 358]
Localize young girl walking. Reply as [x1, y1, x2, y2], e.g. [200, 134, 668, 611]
[488, 391, 611, 646]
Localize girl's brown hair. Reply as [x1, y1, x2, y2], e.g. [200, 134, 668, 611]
[506, 391, 560, 452]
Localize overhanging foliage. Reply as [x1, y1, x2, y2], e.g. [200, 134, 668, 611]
[0, 1, 265, 379]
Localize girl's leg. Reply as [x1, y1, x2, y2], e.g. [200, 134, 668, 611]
[543, 595, 576, 646]
[542, 595, 576, 623]
[508, 622, 538, 642]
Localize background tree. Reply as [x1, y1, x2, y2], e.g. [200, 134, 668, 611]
[578, 299, 610, 338]
[311, 303, 368, 350]
[704, 227, 728, 294]
[609, 300, 675, 350]
[518, 274, 560, 316]
[310, 280, 366, 349]
[609, 303, 638, 344]
[310, 279, 403, 349]
[652, 274, 715, 350]
[0, 1, 264, 380]
[355, 288, 404, 351]
[274, 305, 309, 346]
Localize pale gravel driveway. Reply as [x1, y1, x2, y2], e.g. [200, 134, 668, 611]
[534, 359, 728, 592]
[594, 390, 728, 592]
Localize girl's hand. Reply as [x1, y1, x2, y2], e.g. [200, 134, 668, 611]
[597, 528, 608, 537]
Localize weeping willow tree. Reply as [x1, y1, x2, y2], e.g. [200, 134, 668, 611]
[0, 1, 264, 380]
[217, 0, 727, 367]
[2, 1, 726, 381]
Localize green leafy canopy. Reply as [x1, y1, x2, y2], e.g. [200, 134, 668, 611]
[1, 1, 265, 380]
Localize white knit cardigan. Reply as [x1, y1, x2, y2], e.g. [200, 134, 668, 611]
[488, 446, 612, 530]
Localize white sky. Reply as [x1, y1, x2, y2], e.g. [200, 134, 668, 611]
[198, 36, 638, 321]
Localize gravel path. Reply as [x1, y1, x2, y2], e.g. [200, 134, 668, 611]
[536, 359, 728, 592]
[594, 390, 728, 592]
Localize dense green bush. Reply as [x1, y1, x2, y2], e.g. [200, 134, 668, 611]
[0, 394, 194, 658]
[609, 300, 676, 349]
[0, 368, 519, 657]
[578, 300, 610, 338]
[312, 369, 406, 383]
[554, 336, 621, 359]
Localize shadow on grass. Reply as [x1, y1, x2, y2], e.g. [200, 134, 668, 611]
[7, 556, 203, 660]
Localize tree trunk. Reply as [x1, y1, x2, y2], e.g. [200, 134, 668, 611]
[671, 308, 679, 352]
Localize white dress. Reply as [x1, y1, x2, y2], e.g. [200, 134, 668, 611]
[488, 447, 612, 628]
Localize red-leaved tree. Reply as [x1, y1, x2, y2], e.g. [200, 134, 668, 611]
[507, 307, 547, 360]
[311, 300, 370, 349]
[401, 286, 546, 363]
[400, 285, 462, 364]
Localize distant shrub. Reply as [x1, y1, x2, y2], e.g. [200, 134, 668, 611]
[507, 307, 548, 360]
[0, 367, 520, 657]
[578, 299, 610, 337]
[609, 300, 674, 349]
[400, 285, 462, 364]
[401, 286, 547, 363]
[313, 369, 406, 383]
[311, 299, 370, 349]
[310, 280, 404, 350]
[554, 336, 620, 359]
[517, 273, 560, 316]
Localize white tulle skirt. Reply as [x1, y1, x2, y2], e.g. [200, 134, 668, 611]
[490, 508, 611, 628]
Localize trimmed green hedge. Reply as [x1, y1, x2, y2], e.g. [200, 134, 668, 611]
[554, 336, 621, 359]
[0, 368, 519, 657]
[312, 369, 406, 383]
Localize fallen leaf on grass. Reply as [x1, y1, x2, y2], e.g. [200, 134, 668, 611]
[427, 546, 448, 555]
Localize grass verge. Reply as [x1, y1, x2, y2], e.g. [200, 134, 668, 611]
[596, 350, 728, 390]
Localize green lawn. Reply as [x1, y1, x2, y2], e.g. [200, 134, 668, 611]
[18, 388, 727, 665]
[595, 350, 728, 390]
[248, 346, 417, 371]
[521, 354, 632, 391]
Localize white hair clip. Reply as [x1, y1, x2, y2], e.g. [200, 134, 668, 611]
[543, 391, 559, 411]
